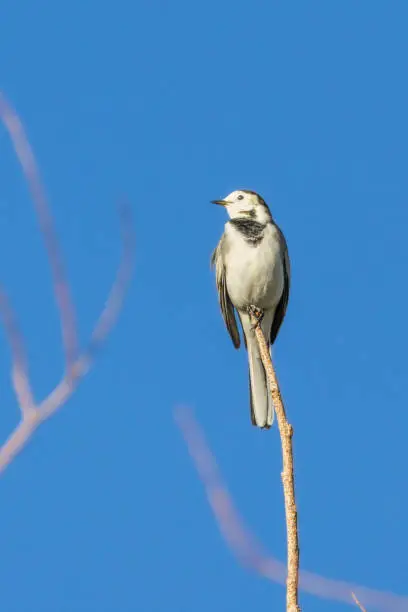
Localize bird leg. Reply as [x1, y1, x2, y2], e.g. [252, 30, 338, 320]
[248, 305, 264, 330]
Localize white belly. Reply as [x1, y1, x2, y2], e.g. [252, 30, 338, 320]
[224, 223, 284, 310]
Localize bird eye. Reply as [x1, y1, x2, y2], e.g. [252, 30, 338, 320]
[237, 194, 244, 201]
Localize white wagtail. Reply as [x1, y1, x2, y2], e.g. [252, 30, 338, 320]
[211, 190, 290, 429]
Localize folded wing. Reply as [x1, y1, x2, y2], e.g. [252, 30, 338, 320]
[270, 225, 291, 345]
[211, 238, 241, 349]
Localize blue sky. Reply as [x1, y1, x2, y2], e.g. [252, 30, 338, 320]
[0, 1, 407, 610]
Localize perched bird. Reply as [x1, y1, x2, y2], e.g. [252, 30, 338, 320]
[211, 189, 290, 428]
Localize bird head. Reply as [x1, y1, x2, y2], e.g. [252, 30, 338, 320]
[211, 190, 272, 223]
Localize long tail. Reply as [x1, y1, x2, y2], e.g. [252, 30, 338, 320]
[240, 311, 274, 429]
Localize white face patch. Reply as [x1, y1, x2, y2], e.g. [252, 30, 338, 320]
[222, 190, 271, 223]
[223, 191, 258, 219]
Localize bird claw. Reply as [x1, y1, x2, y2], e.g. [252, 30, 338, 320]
[248, 305, 264, 330]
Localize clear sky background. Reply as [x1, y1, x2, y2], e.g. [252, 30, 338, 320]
[0, 1, 407, 611]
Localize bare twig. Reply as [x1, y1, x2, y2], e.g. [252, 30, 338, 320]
[249, 312, 300, 612]
[0, 93, 79, 371]
[0, 93, 134, 474]
[352, 592, 368, 612]
[0, 289, 35, 416]
[177, 407, 408, 612]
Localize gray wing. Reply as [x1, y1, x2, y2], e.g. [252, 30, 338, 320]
[211, 237, 241, 349]
[270, 226, 291, 345]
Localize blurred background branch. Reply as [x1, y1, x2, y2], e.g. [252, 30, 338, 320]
[176, 407, 408, 612]
[0, 93, 134, 474]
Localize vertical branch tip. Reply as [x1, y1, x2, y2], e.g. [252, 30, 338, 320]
[249, 313, 301, 612]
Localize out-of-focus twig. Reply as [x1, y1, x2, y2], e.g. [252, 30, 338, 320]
[249, 311, 300, 612]
[176, 407, 408, 612]
[0, 93, 79, 371]
[0, 93, 134, 474]
[352, 592, 368, 612]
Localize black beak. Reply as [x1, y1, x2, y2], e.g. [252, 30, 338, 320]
[211, 199, 228, 206]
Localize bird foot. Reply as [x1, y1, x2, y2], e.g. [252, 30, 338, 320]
[248, 305, 264, 330]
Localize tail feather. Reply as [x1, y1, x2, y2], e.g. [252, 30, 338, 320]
[240, 311, 274, 429]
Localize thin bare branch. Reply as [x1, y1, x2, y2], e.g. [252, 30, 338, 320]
[0, 93, 78, 371]
[40, 205, 134, 420]
[353, 592, 368, 612]
[249, 312, 300, 612]
[0, 289, 35, 416]
[176, 408, 408, 612]
[83, 203, 134, 361]
[0, 413, 41, 473]
[0, 93, 134, 474]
